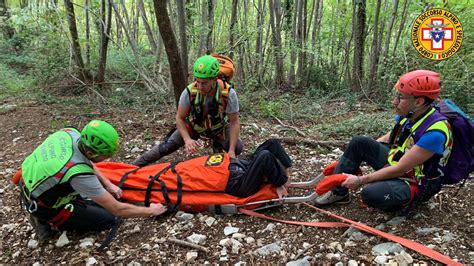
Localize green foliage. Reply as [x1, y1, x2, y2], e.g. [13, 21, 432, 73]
[312, 111, 394, 139]
[0, 63, 34, 100]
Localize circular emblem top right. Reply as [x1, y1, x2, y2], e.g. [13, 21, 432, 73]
[411, 8, 463, 60]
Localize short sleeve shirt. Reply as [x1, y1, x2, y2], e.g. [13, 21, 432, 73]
[70, 174, 106, 198]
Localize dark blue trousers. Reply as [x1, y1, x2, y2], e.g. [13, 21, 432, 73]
[332, 136, 411, 211]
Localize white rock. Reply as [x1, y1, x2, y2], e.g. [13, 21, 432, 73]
[28, 239, 39, 249]
[12, 251, 20, 259]
[372, 242, 405, 255]
[175, 211, 194, 221]
[80, 239, 94, 249]
[394, 250, 413, 264]
[55, 232, 69, 247]
[245, 237, 255, 244]
[348, 259, 358, 266]
[205, 217, 216, 227]
[264, 223, 276, 232]
[2, 224, 16, 231]
[131, 147, 142, 153]
[32, 263, 41, 266]
[286, 256, 312, 266]
[234, 261, 246, 266]
[230, 238, 243, 254]
[335, 262, 344, 266]
[130, 225, 141, 234]
[302, 242, 311, 249]
[387, 216, 405, 226]
[224, 226, 239, 236]
[254, 243, 281, 256]
[186, 251, 198, 262]
[374, 255, 388, 264]
[186, 233, 207, 245]
[221, 247, 228, 256]
[220, 238, 231, 246]
[85, 257, 97, 265]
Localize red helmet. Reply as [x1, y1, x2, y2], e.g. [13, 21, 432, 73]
[394, 70, 441, 100]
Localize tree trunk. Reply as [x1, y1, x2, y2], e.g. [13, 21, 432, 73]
[206, 0, 215, 53]
[392, 0, 409, 57]
[84, 0, 91, 68]
[138, 0, 157, 52]
[305, 0, 322, 87]
[381, 0, 399, 62]
[367, 0, 382, 94]
[0, 0, 15, 39]
[96, 0, 112, 85]
[296, 0, 305, 83]
[351, 0, 366, 92]
[198, 0, 208, 55]
[255, 0, 264, 85]
[153, 0, 187, 107]
[176, 0, 188, 75]
[229, 0, 238, 58]
[269, 0, 284, 88]
[64, 0, 91, 82]
[287, 0, 296, 84]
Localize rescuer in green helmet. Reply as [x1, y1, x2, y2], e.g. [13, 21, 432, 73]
[133, 54, 243, 167]
[18, 120, 167, 240]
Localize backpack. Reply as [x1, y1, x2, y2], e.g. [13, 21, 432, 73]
[415, 99, 474, 185]
[211, 53, 235, 81]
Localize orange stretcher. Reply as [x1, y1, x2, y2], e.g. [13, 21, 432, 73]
[13, 156, 348, 214]
[94, 157, 336, 214]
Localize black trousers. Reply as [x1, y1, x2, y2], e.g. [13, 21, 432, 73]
[29, 197, 117, 233]
[133, 125, 244, 167]
[332, 136, 411, 211]
[225, 139, 291, 198]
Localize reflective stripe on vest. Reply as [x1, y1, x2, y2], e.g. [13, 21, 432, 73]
[387, 109, 451, 182]
[187, 79, 229, 134]
[29, 129, 92, 199]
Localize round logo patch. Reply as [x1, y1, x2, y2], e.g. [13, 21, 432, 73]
[205, 154, 224, 166]
[411, 8, 463, 60]
[198, 63, 205, 71]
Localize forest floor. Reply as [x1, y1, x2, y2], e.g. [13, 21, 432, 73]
[0, 95, 472, 264]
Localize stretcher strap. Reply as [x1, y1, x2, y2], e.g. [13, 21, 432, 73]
[240, 205, 461, 265]
[144, 163, 183, 212]
[303, 203, 461, 265]
[118, 167, 141, 188]
[145, 164, 171, 207]
[239, 208, 349, 228]
[168, 164, 183, 212]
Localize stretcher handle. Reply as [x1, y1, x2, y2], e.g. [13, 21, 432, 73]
[237, 192, 319, 208]
[288, 173, 324, 189]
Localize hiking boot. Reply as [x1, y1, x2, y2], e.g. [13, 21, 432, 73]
[312, 191, 351, 207]
[28, 215, 55, 241]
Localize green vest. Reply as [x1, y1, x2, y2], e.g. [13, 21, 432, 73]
[387, 108, 452, 182]
[21, 128, 94, 208]
[186, 79, 230, 135]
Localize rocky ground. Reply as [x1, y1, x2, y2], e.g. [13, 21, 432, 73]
[0, 97, 473, 264]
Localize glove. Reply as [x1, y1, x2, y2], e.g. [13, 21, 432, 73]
[322, 161, 363, 176]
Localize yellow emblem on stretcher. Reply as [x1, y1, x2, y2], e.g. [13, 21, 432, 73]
[205, 154, 224, 166]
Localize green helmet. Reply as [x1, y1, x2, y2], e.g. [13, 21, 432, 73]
[193, 55, 220, 78]
[81, 120, 119, 156]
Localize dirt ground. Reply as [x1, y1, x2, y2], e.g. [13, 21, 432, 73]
[0, 97, 472, 264]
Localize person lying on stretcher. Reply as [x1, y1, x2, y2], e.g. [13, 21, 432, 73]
[225, 138, 292, 199]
